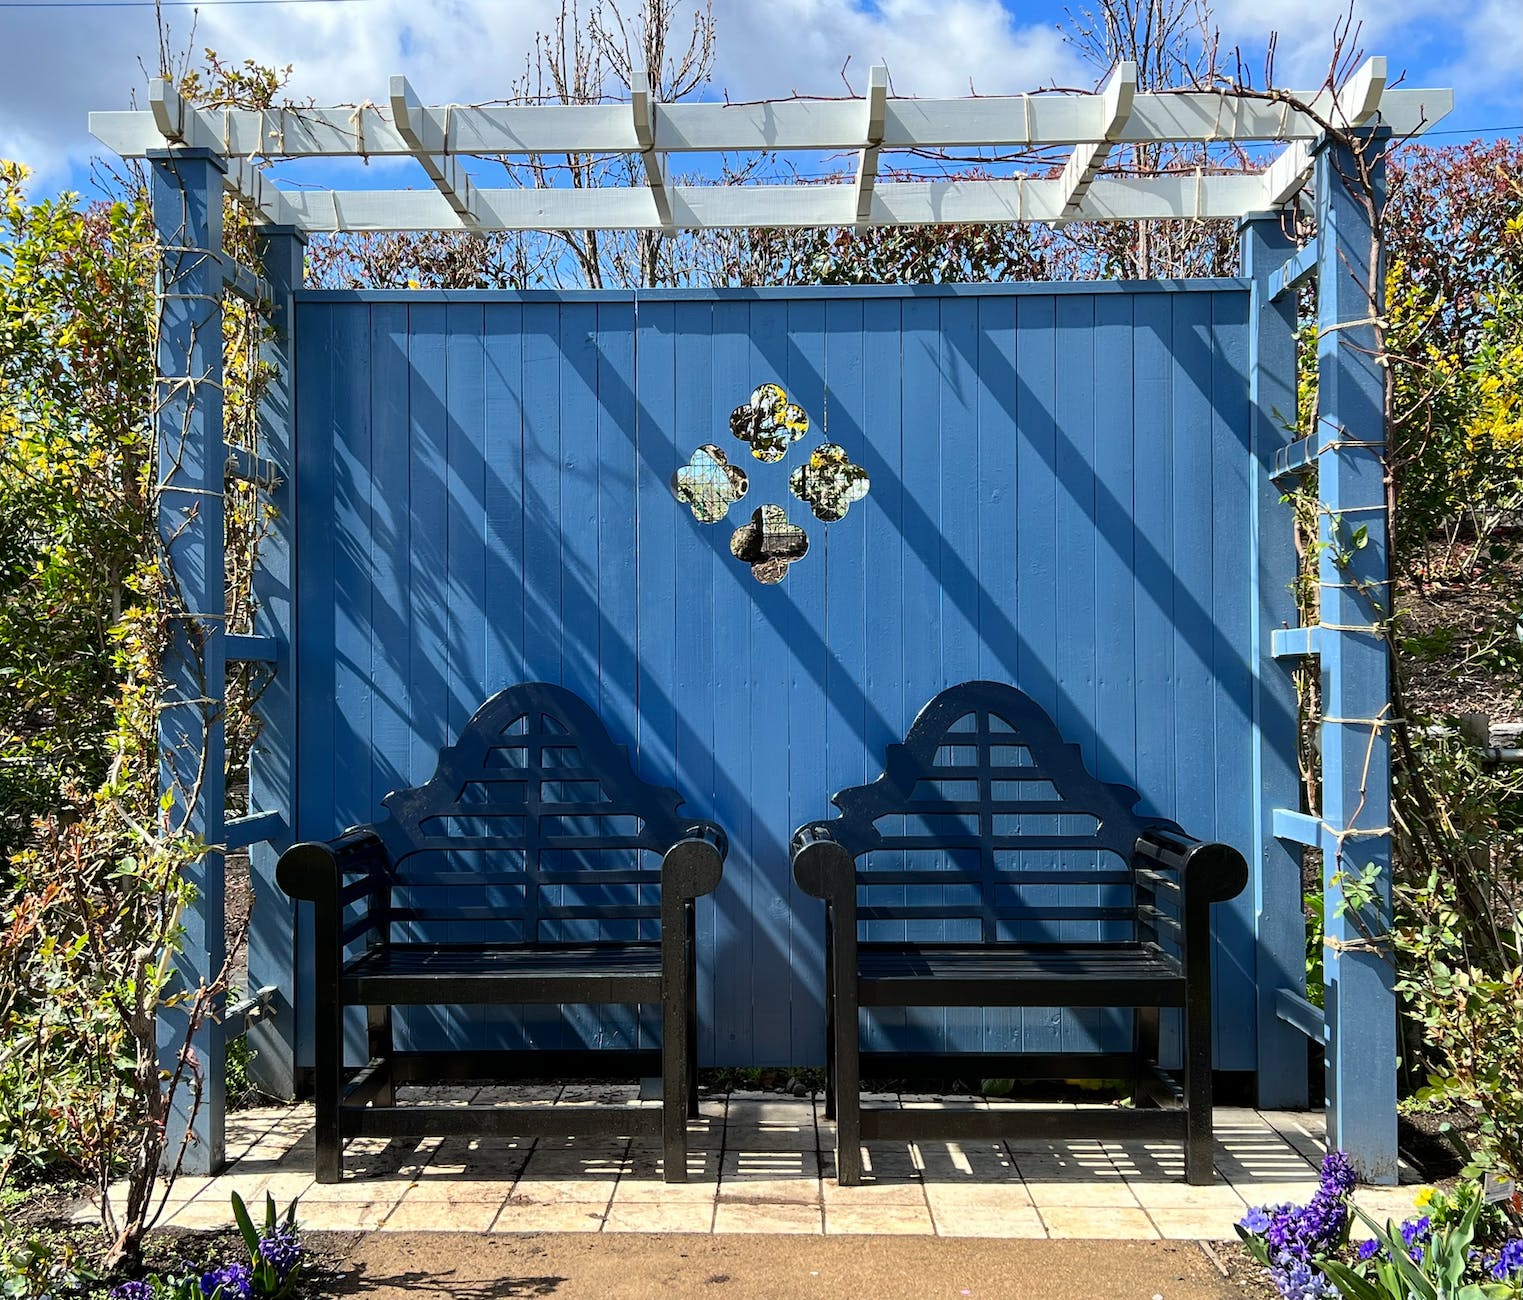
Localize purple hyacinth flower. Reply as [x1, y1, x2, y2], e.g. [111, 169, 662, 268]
[1241, 1206, 1272, 1234]
[110, 1283, 155, 1300]
[257, 1222, 303, 1278]
[201, 1262, 253, 1299]
[1356, 1238, 1381, 1261]
[1318, 1151, 1357, 1199]
[1400, 1216, 1432, 1248]
[1492, 1239, 1523, 1281]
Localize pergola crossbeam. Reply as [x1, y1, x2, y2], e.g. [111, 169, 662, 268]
[96, 62, 1448, 234]
[1058, 60, 1137, 220]
[854, 65, 889, 228]
[1258, 57, 1389, 208]
[630, 70, 672, 228]
[389, 75, 479, 229]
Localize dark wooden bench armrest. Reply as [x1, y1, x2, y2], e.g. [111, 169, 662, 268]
[1132, 827, 1248, 906]
[660, 821, 728, 901]
[790, 824, 857, 911]
[275, 827, 392, 907]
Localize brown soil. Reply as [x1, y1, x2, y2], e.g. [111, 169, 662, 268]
[314, 1232, 1244, 1300]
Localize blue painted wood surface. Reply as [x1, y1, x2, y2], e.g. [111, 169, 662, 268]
[291, 284, 1266, 1071]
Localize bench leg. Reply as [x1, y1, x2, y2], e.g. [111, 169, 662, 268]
[1132, 1005, 1160, 1107]
[313, 999, 343, 1184]
[662, 946, 690, 1184]
[1185, 982, 1215, 1185]
[823, 922, 836, 1122]
[687, 905, 700, 1121]
[367, 1004, 395, 1107]
[831, 916, 861, 1186]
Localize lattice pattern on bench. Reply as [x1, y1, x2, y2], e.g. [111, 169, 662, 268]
[373, 686, 692, 946]
[823, 681, 1179, 945]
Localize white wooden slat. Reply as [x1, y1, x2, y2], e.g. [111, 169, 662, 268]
[855, 65, 889, 227]
[91, 85, 1451, 160]
[279, 172, 1270, 231]
[389, 74, 480, 228]
[630, 69, 672, 227]
[1058, 61, 1137, 219]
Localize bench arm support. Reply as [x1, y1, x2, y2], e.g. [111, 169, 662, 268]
[1133, 827, 1248, 905]
[661, 821, 728, 901]
[275, 827, 392, 906]
[791, 823, 857, 910]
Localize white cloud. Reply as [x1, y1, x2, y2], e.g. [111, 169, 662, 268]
[3, 0, 1087, 189]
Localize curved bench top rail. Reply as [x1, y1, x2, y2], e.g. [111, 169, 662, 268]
[821, 679, 1181, 866]
[374, 682, 694, 867]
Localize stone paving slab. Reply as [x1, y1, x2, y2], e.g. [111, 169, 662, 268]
[73, 1090, 1432, 1241]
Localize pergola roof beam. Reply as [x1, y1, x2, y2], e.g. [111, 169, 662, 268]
[1259, 56, 1388, 208]
[1058, 60, 1136, 220]
[854, 65, 889, 228]
[92, 84, 1449, 160]
[630, 70, 672, 228]
[281, 172, 1275, 232]
[389, 75, 479, 229]
[145, 80, 299, 227]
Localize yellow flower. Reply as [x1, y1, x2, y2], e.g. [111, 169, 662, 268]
[1414, 1186, 1434, 1208]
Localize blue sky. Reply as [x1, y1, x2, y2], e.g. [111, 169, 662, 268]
[0, 0, 1516, 200]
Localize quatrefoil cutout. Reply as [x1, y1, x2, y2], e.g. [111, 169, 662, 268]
[788, 443, 870, 523]
[674, 444, 749, 523]
[730, 382, 809, 463]
[729, 504, 809, 585]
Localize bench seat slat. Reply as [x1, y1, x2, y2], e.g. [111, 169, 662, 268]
[340, 942, 662, 1006]
[856, 943, 1184, 1008]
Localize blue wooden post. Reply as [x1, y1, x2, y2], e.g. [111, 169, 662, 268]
[1240, 212, 1310, 1110]
[150, 148, 228, 1174]
[1315, 132, 1397, 1183]
[246, 227, 305, 1098]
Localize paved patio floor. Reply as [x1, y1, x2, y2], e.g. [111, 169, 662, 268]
[80, 1088, 1425, 1240]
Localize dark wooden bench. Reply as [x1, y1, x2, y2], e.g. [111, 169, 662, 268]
[790, 680, 1247, 1185]
[276, 682, 727, 1183]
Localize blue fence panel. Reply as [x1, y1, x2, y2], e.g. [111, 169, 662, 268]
[292, 284, 1264, 1072]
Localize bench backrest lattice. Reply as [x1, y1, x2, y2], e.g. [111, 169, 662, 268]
[820, 681, 1176, 947]
[371, 682, 693, 947]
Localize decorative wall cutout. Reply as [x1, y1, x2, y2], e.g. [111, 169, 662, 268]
[674, 381, 871, 585]
[675, 443, 748, 522]
[729, 504, 809, 584]
[788, 443, 870, 522]
[729, 383, 809, 463]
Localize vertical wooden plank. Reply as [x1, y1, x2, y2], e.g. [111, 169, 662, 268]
[669, 300, 717, 1058]
[709, 298, 754, 1065]
[1209, 289, 1259, 1072]
[367, 303, 412, 1050]
[1315, 137, 1396, 1182]
[976, 293, 1019, 1057]
[480, 303, 527, 1052]
[246, 228, 304, 1099]
[557, 299, 608, 1047]
[331, 302, 373, 1066]
[446, 302, 488, 1049]
[859, 295, 904, 1056]
[938, 294, 983, 1056]
[786, 296, 828, 1065]
[150, 150, 227, 1171]
[1131, 290, 1177, 1066]
[1014, 294, 1060, 1057]
[896, 295, 943, 1053]
[743, 298, 795, 1064]
[1054, 292, 1101, 1051]
[1239, 216, 1310, 1107]
[1091, 292, 1138, 1050]
[406, 303, 452, 1048]
[293, 301, 334, 1071]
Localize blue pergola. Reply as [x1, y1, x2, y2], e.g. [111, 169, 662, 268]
[94, 58, 1451, 1183]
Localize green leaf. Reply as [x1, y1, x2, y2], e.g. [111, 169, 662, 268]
[1318, 1260, 1387, 1300]
[230, 1188, 260, 1255]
